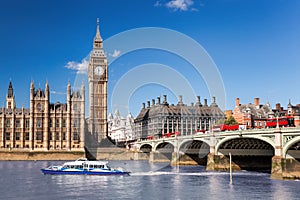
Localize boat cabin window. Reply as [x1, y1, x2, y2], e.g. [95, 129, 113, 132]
[89, 164, 105, 169]
[64, 164, 83, 169]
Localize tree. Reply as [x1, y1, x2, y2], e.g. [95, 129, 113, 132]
[224, 116, 238, 125]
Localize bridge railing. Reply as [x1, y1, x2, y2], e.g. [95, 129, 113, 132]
[133, 127, 300, 144]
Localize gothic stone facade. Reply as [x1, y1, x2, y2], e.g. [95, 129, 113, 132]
[134, 95, 225, 139]
[87, 18, 108, 144]
[108, 110, 135, 145]
[0, 81, 85, 151]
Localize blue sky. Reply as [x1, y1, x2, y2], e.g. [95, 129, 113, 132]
[0, 0, 300, 117]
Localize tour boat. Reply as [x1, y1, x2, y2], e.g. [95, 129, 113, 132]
[41, 158, 130, 175]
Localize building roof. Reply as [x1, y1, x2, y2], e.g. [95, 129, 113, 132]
[135, 95, 225, 122]
[236, 103, 272, 119]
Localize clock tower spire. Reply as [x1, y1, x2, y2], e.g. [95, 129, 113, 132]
[88, 18, 108, 144]
[95, 18, 102, 41]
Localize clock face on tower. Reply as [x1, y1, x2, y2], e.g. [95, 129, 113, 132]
[94, 66, 104, 76]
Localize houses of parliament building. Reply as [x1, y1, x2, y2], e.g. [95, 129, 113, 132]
[0, 19, 108, 154]
[0, 81, 85, 151]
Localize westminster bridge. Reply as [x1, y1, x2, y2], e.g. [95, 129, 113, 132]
[130, 127, 300, 179]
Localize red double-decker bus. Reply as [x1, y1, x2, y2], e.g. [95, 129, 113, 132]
[212, 124, 240, 132]
[163, 132, 181, 138]
[266, 116, 294, 128]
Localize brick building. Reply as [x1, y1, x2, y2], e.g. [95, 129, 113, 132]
[232, 98, 272, 129]
[232, 97, 300, 128]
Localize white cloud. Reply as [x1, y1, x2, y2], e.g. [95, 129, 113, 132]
[154, 1, 162, 7]
[50, 91, 66, 95]
[109, 49, 121, 58]
[165, 0, 195, 11]
[64, 57, 89, 74]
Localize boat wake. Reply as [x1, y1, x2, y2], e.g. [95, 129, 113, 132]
[130, 171, 227, 176]
[130, 171, 268, 177]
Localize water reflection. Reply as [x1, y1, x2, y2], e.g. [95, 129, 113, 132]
[1, 161, 300, 200]
[271, 180, 299, 200]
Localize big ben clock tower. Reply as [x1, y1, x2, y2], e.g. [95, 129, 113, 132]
[88, 18, 108, 143]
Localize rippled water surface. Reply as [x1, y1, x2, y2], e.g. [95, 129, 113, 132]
[0, 161, 299, 200]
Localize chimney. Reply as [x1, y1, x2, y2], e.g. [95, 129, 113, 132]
[254, 98, 260, 108]
[152, 99, 155, 107]
[178, 95, 183, 103]
[236, 98, 240, 107]
[157, 97, 161, 105]
[163, 95, 167, 104]
[212, 96, 216, 103]
[191, 103, 194, 106]
[276, 103, 281, 111]
[142, 103, 145, 109]
[178, 95, 183, 106]
[147, 101, 150, 108]
[196, 96, 202, 106]
[204, 99, 207, 106]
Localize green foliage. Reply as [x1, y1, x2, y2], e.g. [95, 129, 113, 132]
[224, 116, 238, 125]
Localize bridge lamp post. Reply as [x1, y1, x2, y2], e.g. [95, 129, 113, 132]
[239, 130, 242, 137]
[276, 112, 279, 129]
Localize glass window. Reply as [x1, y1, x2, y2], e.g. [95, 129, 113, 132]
[5, 119, 10, 128]
[36, 103, 42, 111]
[49, 119, 53, 127]
[55, 132, 59, 140]
[36, 119, 42, 128]
[62, 132, 66, 140]
[56, 119, 60, 128]
[16, 132, 20, 140]
[6, 132, 10, 140]
[36, 132, 43, 140]
[15, 119, 21, 128]
[73, 119, 79, 127]
[62, 119, 66, 128]
[25, 119, 30, 128]
[73, 104, 78, 111]
[25, 132, 29, 140]
[73, 132, 79, 140]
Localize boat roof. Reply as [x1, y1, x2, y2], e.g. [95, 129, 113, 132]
[63, 158, 108, 166]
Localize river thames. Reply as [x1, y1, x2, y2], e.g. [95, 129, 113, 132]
[0, 160, 299, 200]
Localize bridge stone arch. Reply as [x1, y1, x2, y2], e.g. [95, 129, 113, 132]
[283, 136, 300, 159]
[179, 139, 210, 165]
[216, 135, 275, 153]
[153, 141, 175, 152]
[152, 141, 175, 162]
[179, 139, 210, 154]
[215, 136, 275, 172]
[139, 144, 153, 153]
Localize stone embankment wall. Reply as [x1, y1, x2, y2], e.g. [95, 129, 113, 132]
[0, 148, 149, 161]
[88, 148, 149, 161]
[0, 150, 85, 160]
[271, 156, 300, 180]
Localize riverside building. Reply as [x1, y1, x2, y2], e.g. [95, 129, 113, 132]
[0, 18, 108, 154]
[0, 81, 85, 151]
[134, 95, 225, 139]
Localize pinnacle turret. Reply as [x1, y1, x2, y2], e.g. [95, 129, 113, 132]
[94, 18, 102, 41]
[7, 81, 13, 98]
